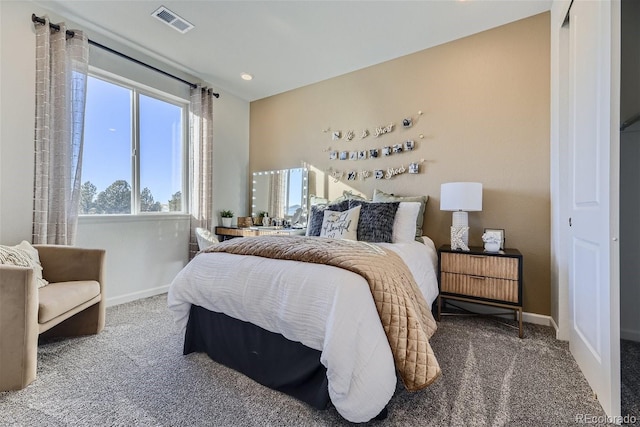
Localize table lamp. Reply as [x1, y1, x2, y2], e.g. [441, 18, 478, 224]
[440, 182, 483, 250]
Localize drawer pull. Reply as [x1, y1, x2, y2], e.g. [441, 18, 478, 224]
[470, 275, 486, 280]
[469, 255, 486, 259]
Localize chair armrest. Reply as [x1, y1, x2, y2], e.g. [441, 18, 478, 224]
[0, 265, 39, 390]
[0, 264, 37, 312]
[34, 245, 105, 284]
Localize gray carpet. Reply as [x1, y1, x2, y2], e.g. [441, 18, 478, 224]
[0, 295, 613, 426]
[622, 339, 640, 421]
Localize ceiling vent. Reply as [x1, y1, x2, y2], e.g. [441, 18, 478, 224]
[152, 6, 194, 34]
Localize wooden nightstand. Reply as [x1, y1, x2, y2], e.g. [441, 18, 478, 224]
[437, 245, 524, 338]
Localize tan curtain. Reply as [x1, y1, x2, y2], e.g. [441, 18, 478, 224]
[189, 87, 215, 258]
[33, 18, 89, 245]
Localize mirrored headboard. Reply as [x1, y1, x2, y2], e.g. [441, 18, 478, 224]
[252, 167, 308, 224]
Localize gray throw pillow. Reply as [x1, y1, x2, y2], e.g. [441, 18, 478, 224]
[306, 200, 350, 236]
[348, 200, 399, 243]
[372, 189, 428, 242]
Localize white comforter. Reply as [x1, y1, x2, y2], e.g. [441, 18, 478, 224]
[167, 237, 439, 422]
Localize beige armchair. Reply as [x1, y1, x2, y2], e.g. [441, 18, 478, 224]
[0, 245, 105, 391]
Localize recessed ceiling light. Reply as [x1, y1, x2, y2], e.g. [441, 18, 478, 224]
[241, 73, 253, 81]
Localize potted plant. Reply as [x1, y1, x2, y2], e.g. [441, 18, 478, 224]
[220, 210, 234, 227]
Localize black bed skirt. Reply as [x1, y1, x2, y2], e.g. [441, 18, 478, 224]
[183, 305, 331, 410]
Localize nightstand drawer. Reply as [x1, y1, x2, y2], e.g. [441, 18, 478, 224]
[440, 272, 519, 303]
[440, 252, 518, 280]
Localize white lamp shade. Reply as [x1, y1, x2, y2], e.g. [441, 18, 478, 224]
[440, 182, 483, 211]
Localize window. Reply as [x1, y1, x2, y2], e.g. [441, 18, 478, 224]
[81, 73, 187, 215]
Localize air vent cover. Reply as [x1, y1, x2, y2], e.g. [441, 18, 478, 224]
[152, 6, 194, 34]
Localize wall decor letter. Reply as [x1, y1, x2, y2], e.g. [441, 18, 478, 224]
[385, 164, 406, 179]
[451, 226, 470, 251]
[374, 123, 394, 137]
[344, 130, 355, 141]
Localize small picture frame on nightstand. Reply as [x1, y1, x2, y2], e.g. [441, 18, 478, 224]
[484, 228, 505, 249]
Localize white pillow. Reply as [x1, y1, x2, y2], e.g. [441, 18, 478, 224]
[0, 240, 48, 288]
[195, 227, 218, 251]
[392, 202, 421, 243]
[320, 205, 361, 240]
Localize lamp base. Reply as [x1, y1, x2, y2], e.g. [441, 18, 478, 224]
[451, 211, 469, 249]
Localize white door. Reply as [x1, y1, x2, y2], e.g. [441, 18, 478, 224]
[567, 0, 620, 418]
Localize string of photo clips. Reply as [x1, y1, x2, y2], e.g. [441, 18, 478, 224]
[322, 111, 425, 182]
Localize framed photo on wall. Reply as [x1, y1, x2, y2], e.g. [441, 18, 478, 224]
[483, 228, 505, 249]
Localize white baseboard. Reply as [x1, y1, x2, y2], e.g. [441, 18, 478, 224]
[522, 311, 552, 327]
[621, 327, 640, 342]
[549, 316, 563, 339]
[106, 285, 169, 307]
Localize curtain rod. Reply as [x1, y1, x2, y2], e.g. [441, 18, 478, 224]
[31, 13, 220, 98]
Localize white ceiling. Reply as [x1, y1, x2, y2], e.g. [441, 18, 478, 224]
[36, 0, 552, 102]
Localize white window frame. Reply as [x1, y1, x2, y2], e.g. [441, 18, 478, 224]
[82, 67, 190, 216]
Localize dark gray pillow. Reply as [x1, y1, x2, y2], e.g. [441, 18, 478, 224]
[372, 189, 428, 242]
[348, 200, 399, 243]
[306, 200, 350, 236]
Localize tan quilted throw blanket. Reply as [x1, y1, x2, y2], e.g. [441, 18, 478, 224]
[204, 235, 441, 391]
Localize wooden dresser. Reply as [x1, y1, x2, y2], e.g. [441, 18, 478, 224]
[215, 226, 306, 240]
[437, 245, 524, 337]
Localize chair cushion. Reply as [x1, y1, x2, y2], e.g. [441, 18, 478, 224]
[38, 281, 101, 324]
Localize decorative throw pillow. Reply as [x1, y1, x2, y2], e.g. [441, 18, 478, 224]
[195, 227, 219, 251]
[306, 200, 350, 236]
[330, 190, 367, 204]
[392, 202, 421, 243]
[320, 205, 361, 240]
[0, 241, 48, 288]
[309, 195, 329, 206]
[373, 189, 428, 242]
[348, 200, 399, 243]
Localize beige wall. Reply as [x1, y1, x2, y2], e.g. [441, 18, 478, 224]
[250, 13, 551, 315]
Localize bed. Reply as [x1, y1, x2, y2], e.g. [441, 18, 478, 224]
[167, 201, 441, 423]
